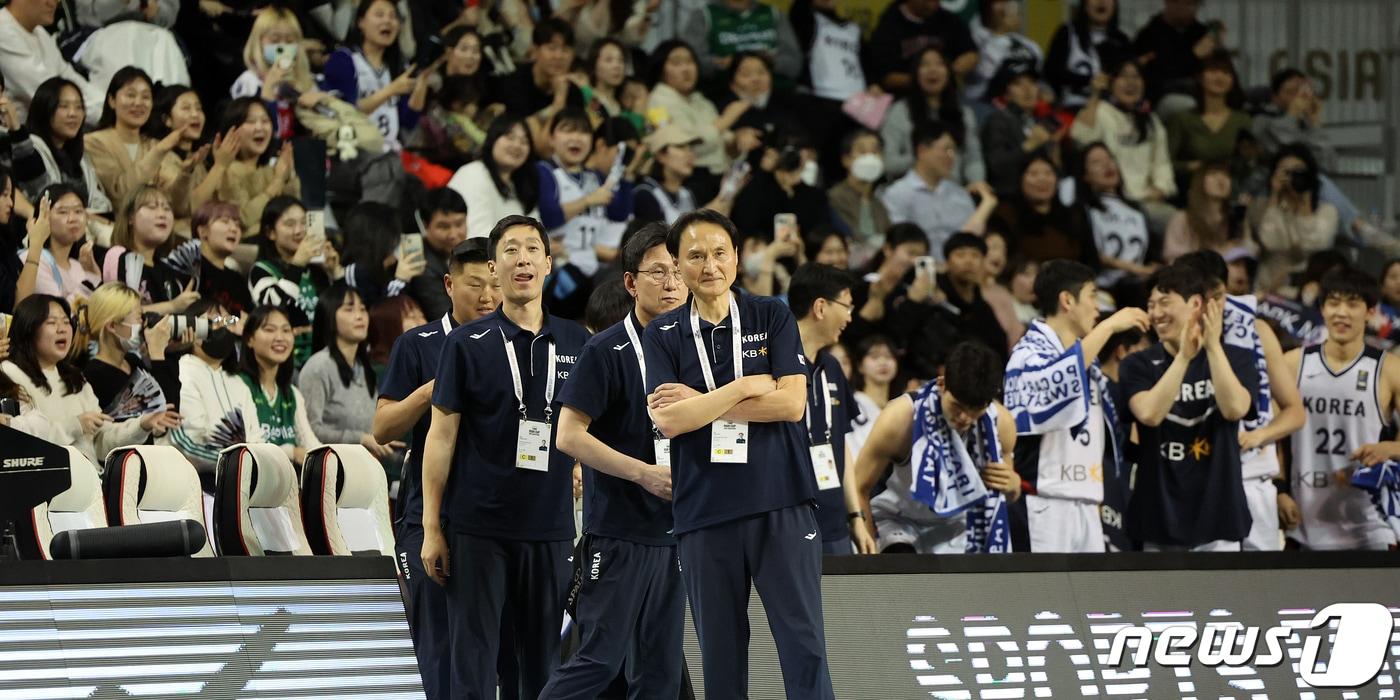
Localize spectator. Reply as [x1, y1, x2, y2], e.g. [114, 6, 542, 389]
[12, 77, 113, 214]
[827, 128, 890, 266]
[1069, 57, 1176, 226]
[447, 116, 540, 239]
[980, 61, 1054, 196]
[0, 164, 18, 312]
[103, 185, 198, 312]
[732, 136, 831, 246]
[582, 38, 629, 121]
[249, 196, 341, 368]
[867, 0, 977, 92]
[300, 283, 403, 466]
[1163, 162, 1245, 264]
[341, 201, 424, 306]
[76, 0, 177, 28]
[232, 6, 333, 141]
[146, 85, 224, 235]
[1251, 145, 1338, 294]
[1252, 69, 1336, 172]
[1069, 142, 1155, 306]
[845, 334, 898, 462]
[405, 188, 469, 320]
[560, 0, 657, 54]
[1130, 0, 1218, 104]
[807, 227, 849, 269]
[880, 46, 983, 183]
[1223, 247, 1256, 296]
[715, 53, 799, 135]
[321, 0, 431, 152]
[434, 0, 535, 79]
[682, 0, 801, 80]
[537, 108, 634, 279]
[16, 184, 99, 306]
[414, 72, 500, 169]
[847, 222, 928, 349]
[936, 232, 1011, 360]
[168, 200, 255, 317]
[2, 294, 169, 466]
[367, 294, 426, 374]
[0, 0, 105, 124]
[84, 68, 185, 215]
[966, 0, 1043, 105]
[633, 124, 736, 226]
[979, 228, 1025, 345]
[788, 0, 869, 160]
[1045, 0, 1130, 112]
[989, 155, 1099, 268]
[0, 72, 26, 179]
[1006, 256, 1039, 324]
[882, 121, 996, 257]
[78, 282, 180, 422]
[1380, 258, 1400, 337]
[164, 298, 261, 484]
[646, 40, 733, 177]
[498, 19, 582, 151]
[239, 304, 323, 466]
[214, 98, 301, 233]
[1167, 52, 1251, 190]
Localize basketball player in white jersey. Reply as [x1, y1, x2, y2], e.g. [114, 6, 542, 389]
[853, 343, 1019, 553]
[1285, 267, 1400, 550]
[1177, 251, 1305, 551]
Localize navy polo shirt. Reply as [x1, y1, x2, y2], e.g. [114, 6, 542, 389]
[378, 313, 456, 536]
[557, 311, 674, 546]
[431, 308, 590, 541]
[642, 290, 816, 535]
[808, 350, 859, 543]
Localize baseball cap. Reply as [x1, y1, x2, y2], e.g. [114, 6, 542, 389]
[647, 123, 702, 152]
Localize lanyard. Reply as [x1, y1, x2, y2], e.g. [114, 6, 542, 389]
[805, 365, 833, 445]
[439, 313, 452, 335]
[689, 294, 743, 392]
[501, 329, 556, 421]
[623, 313, 663, 438]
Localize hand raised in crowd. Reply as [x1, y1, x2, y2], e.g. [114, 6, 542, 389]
[169, 278, 201, 312]
[587, 186, 615, 209]
[1090, 72, 1110, 95]
[386, 65, 419, 98]
[260, 63, 289, 101]
[143, 316, 174, 361]
[212, 128, 242, 168]
[78, 411, 113, 435]
[319, 241, 344, 279]
[982, 460, 1021, 500]
[1101, 307, 1150, 334]
[966, 180, 998, 207]
[79, 241, 99, 278]
[636, 463, 672, 501]
[291, 232, 320, 267]
[198, 0, 231, 17]
[395, 251, 427, 281]
[27, 195, 52, 252]
[1193, 29, 1219, 59]
[140, 404, 183, 436]
[0, 89, 20, 131]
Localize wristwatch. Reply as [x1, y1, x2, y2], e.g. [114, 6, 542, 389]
[847, 511, 865, 522]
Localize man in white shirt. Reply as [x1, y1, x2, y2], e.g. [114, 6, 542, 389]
[0, 0, 105, 124]
[881, 120, 995, 259]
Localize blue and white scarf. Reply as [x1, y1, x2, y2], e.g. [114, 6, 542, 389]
[1003, 321, 1121, 469]
[910, 381, 1009, 553]
[1224, 295, 1272, 438]
[1351, 462, 1400, 540]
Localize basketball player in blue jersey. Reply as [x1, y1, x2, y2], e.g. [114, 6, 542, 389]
[1176, 251, 1305, 551]
[372, 238, 498, 699]
[1284, 268, 1400, 550]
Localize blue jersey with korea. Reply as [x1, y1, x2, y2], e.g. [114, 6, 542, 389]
[557, 311, 674, 546]
[642, 290, 816, 535]
[378, 314, 455, 536]
[808, 350, 859, 542]
[432, 309, 590, 541]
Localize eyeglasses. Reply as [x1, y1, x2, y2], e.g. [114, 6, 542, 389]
[825, 298, 853, 312]
[636, 268, 684, 284]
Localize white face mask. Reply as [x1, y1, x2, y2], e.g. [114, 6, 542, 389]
[849, 153, 884, 183]
[799, 160, 820, 187]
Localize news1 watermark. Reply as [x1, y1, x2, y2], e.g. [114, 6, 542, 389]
[1108, 603, 1396, 688]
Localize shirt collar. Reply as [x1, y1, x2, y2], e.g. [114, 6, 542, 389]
[492, 306, 554, 342]
[680, 288, 743, 336]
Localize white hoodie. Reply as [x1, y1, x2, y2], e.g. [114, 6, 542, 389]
[162, 354, 266, 474]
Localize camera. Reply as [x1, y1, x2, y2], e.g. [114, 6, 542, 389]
[1288, 168, 1318, 194]
[146, 313, 239, 341]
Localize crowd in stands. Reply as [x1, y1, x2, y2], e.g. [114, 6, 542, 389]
[0, 0, 1394, 556]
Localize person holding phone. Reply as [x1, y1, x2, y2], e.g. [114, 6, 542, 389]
[320, 0, 431, 152]
[249, 196, 341, 368]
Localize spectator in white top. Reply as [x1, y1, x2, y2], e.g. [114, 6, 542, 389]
[76, 0, 177, 28]
[0, 0, 105, 125]
[446, 116, 540, 239]
[1251, 144, 1339, 294]
[881, 120, 996, 258]
[1069, 56, 1176, 228]
[1044, 0, 1129, 111]
[966, 0, 1043, 105]
[879, 46, 983, 183]
[16, 184, 100, 306]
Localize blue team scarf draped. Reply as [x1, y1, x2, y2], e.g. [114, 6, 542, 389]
[1351, 462, 1400, 540]
[1225, 295, 1273, 436]
[1003, 321, 1122, 471]
[910, 381, 1009, 553]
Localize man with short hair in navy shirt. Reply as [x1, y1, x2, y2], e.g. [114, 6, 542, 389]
[643, 209, 835, 699]
[789, 262, 878, 555]
[419, 215, 591, 700]
[371, 238, 499, 700]
[540, 222, 688, 698]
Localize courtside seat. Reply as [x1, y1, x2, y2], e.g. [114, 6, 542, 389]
[213, 443, 312, 556]
[102, 445, 213, 557]
[19, 447, 106, 560]
[300, 444, 396, 556]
